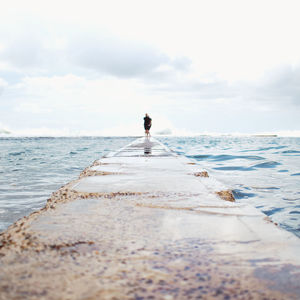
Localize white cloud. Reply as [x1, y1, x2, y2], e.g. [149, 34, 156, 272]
[14, 102, 53, 114]
[0, 0, 300, 134]
[2, 74, 170, 131]
[0, 77, 8, 87]
[0, 77, 8, 96]
[69, 34, 170, 78]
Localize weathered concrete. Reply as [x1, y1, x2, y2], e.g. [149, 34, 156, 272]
[0, 137, 299, 299]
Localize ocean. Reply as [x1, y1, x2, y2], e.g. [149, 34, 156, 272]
[0, 136, 299, 238]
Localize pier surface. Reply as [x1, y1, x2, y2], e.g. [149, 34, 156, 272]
[0, 137, 300, 299]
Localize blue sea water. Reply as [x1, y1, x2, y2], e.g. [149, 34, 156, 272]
[0, 136, 299, 238]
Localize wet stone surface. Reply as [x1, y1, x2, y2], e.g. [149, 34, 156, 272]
[0, 137, 300, 299]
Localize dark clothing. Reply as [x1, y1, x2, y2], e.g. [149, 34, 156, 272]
[144, 116, 152, 130]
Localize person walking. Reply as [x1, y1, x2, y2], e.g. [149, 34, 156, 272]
[144, 113, 152, 137]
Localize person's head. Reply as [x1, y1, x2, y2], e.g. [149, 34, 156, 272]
[145, 113, 149, 117]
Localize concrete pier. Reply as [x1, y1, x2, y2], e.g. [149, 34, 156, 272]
[0, 137, 300, 299]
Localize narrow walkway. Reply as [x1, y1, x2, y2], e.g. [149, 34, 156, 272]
[0, 137, 299, 299]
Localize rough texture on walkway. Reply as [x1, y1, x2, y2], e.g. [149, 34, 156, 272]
[0, 137, 300, 299]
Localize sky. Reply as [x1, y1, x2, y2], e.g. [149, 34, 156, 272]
[0, 0, 300, 136]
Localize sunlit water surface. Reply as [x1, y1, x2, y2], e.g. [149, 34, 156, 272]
[0, 136, 299, 238]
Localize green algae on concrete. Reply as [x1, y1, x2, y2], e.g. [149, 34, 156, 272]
[0, 137, 300, 299]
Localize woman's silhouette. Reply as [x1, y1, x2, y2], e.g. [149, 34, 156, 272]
[144, 113, 152, 137]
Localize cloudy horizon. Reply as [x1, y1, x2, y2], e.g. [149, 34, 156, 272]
[1, 0, 300, 136]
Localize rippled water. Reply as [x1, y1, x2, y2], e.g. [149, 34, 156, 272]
[159, 136, 300, 237]
[0, 136, 299, 238]
[0, 137, 135, 232]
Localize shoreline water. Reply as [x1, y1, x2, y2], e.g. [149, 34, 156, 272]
[1, 133, 300, 138]
[0, 136, 299, 238]
[1, 127, 300, 138]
